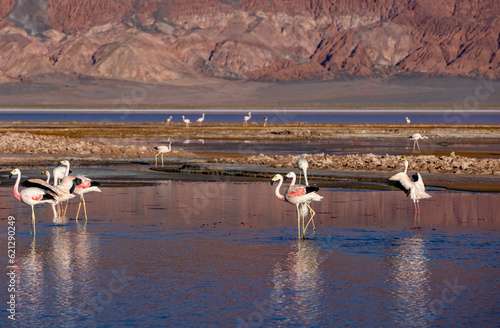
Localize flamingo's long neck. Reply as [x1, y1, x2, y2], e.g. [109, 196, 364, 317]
[45, 171, 50, 183]
[404, 160, 408, 174]
[303, 168, 309, 186]
[13, 174, 21, 202]
[274, 177, 285, 201]
[64, 163, 70, 177]
[289, 174, 296, 186]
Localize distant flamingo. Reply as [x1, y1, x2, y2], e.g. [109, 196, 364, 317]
[196, 113, 205, 125]
[166, 116, 173, 126]
[263, 116, 268, 127]
[243, 112, 251, 126]
[154, 142, 172, 167]
[388, 158, 431, 228]
[405, 117, 411, 125]
[182, 116, 191, 128]
[74, 175, 102, 222]
[10, 168, 57, 234]
[409, 133, 428, 151]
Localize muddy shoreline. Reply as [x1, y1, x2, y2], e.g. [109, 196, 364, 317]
[1, 123, 499, 192]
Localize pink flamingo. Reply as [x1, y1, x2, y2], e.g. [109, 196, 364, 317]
[271, 172, 322, 239]
[405, 117, 411, 125]
[196, 113, 205, 125]
[388, 158, 431, 228]
[53, 160, 71, 186]
[243, 112, 251, 126]
[10, 168, 58, 234]
[408, 133, 428, 151]
[154, 142, 172, 167]
[166, 116, 173, 125]
[182, 116, 191, 128]
[73, 175, 102, 222]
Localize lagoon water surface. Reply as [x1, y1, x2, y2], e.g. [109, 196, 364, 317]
[1, 179, 498, 327]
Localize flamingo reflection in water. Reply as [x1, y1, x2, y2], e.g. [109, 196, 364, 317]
[270, 241, 322, 326]
[388, 158, 431, 229]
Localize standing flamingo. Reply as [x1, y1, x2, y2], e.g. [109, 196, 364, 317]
[73, 175, 101, 222]
[166, 116, 173, 126]
[296, 157, 309, 186]
[409, 133, 428, 151]
[182, 116, 191, 128]
[154, 142, 172, 167]
[388, 158, 431, 229]
[10, 168, 57, 234]
[271, 174, 309, 238]
[53, 160, 71, 185]
[405, 117, 411, 125]
[263, 116, 268, 127]
[196, 113, 205, 126]
[243, 112, 251, 126]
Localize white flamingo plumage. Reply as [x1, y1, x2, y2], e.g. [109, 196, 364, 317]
[296, 157, 309, 186]
[409, 133, 428, 151]
[196, 113, 205, 125]
[73, 175, 101, 222]
[53, 159, 71, 186]
[166, 116, 173, 125]
[405, 117, 411, 125]
[154, 142, 172, 167]
[388, 158, 431, 228]
[243, 112, 251, 126]
[10, 168, 57, 234]
[182, 116, 191, 128]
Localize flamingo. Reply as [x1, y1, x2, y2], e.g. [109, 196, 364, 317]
[10, 168, 57, 234]
[271, 172, 323, 239]
[73, 175, 101, 222]
[53, 160, 71, 185]
[409, 133, 428, 151]
[388, 158, 431, 229]
[263, 116, 268, 127]
[182, 116, 191, 128]
[166, 116, 173, 126]
[405, 117, 411, 125]
[42, 170, 50, 183]
[271, 174, 309, 238]
[296, 157, 309, 186]
[196, 113, 205, 125]
[154, 142, 172, 167]
[243, 112, 251, 126]
[24, 174, 81, 225]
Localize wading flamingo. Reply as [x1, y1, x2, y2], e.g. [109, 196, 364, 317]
[53, 160, 71, 185]
[10, 168, 57, 234]
[263, 116, 268, 127]
[405, 117, 411, 125]
[388, 158, 431, 229]
[182, 116, 191, 128]
[166, 116, 173, 125]
[25, 174, 81, 225]
[196, 113, 205, 125]
[243, 112, 251, 126]
[271, 174, 309, 238]
[409, 133, 428, 151]
[296, 157, 309, 186]
[74, 175, 101, 222]
[154, 142, 172, 167]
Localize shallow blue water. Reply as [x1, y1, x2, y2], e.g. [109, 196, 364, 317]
[1, 110, 499, 125]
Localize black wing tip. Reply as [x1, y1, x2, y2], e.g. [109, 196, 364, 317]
[306, 185, 320, 193]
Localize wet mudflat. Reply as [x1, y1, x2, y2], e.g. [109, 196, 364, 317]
[0, 179, 498, 327]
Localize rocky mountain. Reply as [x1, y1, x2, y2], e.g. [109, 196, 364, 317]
[0, 0, 499, 84]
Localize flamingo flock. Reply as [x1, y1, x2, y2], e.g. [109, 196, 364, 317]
[9, 160, 101, 234]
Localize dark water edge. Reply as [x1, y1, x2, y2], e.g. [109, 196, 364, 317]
[0, 181, 498, 327]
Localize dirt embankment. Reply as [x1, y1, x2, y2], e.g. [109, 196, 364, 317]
[212, 153, 500, 176]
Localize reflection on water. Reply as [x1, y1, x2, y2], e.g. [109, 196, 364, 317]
[388, 233, 430, 327]
[0, 181, 498, 327]
[270, 241, 323, 326]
